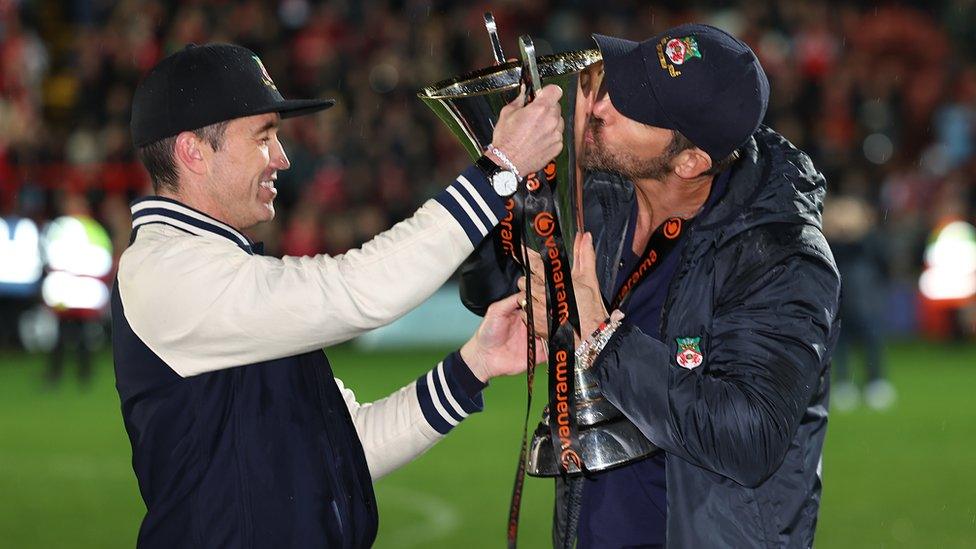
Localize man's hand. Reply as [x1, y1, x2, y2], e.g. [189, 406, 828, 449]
[461, 293, 548, 383]
[489, 84, 564, 176]
[571, 232, 609, 338]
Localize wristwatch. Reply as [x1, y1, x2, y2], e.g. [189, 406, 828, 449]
[476, 155, 519, 197]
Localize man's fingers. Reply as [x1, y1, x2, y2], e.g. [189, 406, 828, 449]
[518, 275, 542, 296]
[572, 232, 584, 271]
[575, 232, 596, 278]
[534, 337, 549, 363]
[535, 84, 563, 104]
[492, 292, 525, 316]
[505, 83, 525, 107]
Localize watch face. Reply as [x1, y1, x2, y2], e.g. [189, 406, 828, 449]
[492, 171, 519, 196]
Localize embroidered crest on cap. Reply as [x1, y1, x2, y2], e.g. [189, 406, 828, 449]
[675, 337, 704, 369]
[655, 35, 702, 78]
[252, 55, 278, 91]
[666, 36, 701, 65]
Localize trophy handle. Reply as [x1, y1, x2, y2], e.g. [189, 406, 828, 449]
[518, 35, 542, 104]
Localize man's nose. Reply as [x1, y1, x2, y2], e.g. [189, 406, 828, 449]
[271, 136, 290, 170]
[591, 90, 613, 119]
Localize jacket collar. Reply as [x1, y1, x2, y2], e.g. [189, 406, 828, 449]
[129, 196, 254, 252]
[698, 126, 827, 247]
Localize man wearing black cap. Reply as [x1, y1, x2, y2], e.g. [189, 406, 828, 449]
[114, 43, 559, 547]
[461, 24, 840, 547]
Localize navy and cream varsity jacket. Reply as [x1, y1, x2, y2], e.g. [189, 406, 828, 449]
[112, 166, 507, 548]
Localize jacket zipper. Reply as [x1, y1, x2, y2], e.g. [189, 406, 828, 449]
[233, 367, 255, 549]
[310, 361, 352, 544]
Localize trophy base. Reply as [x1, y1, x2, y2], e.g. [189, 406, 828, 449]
[526, 417, 659, 477]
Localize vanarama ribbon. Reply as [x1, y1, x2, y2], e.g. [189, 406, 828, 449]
[505, 159, 586, 549]
[611, 216, 685, 310]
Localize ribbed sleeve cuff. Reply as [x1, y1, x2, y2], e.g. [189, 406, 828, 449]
[415, 351, 487, 435]
[432, 165, 508, 247]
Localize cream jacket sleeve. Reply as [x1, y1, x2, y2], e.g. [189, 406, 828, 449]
[118, 167, 506, 378]
[337, 351, 488, 479]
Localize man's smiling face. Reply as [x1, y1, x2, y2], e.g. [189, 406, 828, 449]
[204, 112, 290, 229]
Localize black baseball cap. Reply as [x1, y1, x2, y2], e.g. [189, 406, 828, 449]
[131, 43, 334, 147]
[593, 24, 769, 161]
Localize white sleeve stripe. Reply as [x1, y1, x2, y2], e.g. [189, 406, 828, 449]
[456, 175, 499, 226]
[132, 215, 210, 238]
[426, 369, 460, 426]
[437, 362, 469, 419]
[445, 186, 488, 237]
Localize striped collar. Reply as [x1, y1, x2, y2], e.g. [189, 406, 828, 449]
[130, 196, 254, 252]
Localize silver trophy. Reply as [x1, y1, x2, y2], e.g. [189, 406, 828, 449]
[418, 18, 657, 476]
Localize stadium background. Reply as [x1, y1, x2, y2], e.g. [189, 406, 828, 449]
[1, 0, 976, 547]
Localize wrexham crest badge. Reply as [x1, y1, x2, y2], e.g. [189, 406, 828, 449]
[665, 36, 702, 65]
[675, 337, 704, 369]
[656, 35, 702, 77]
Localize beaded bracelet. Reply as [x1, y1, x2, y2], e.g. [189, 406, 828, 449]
[486, 144, 521, 179]
[575, 309, 625, 367]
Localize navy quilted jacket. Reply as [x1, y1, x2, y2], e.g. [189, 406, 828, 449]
[460, 127, 841, 548]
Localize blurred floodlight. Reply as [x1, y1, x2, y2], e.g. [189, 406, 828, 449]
[278, 0, 311, 29]
[863, 132, 894, 165]
[919, 143, 951, 177]
[44, 216, 113, 277]
[924, 221, 976, 269]
[18, 305, 58, 353]
[0, 218, 43, 286]
[369, 63, 399, 93]
[39, 215, 113, 313]
[42, 271, 111, 310]
[919, 269, 976, 301]
[919, 220, 976, 301]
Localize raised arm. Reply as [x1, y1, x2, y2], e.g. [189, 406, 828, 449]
[120, 86, 565, 377]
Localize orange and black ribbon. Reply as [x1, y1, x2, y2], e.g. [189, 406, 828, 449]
[610, 216, 686, 311]
[504, 159, 586, 549]
[505, 184, 535, 547]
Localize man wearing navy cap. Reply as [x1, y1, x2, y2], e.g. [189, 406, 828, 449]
[115, 43, 558, 547]
[461, 24, 840, 547]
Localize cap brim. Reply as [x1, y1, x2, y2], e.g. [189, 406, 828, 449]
[592, 33, 640, 60]
[275, 98, 336, 119]
[591, 34, 674, 131]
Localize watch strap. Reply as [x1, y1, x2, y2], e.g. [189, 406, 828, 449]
[475, 154, 501, 178]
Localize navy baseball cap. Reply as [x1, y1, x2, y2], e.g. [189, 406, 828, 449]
[131, 43, 334, 147]
[593, 24, 769, 161]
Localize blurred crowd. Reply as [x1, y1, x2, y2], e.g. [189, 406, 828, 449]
[2, 0, 976, 348]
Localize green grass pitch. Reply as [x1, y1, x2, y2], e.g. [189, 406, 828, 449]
[0, 341, 974, 547]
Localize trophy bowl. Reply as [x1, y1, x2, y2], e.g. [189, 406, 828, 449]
[418, 49, 600, 258]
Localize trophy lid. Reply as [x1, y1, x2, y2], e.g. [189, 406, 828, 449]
[418, 49, 601, 100]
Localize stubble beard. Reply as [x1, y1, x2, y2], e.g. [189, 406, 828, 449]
[579, 119, 675, 181]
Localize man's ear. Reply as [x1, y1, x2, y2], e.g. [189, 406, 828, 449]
[173, 132, 208, 176]
[673, 148, 712, 179]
